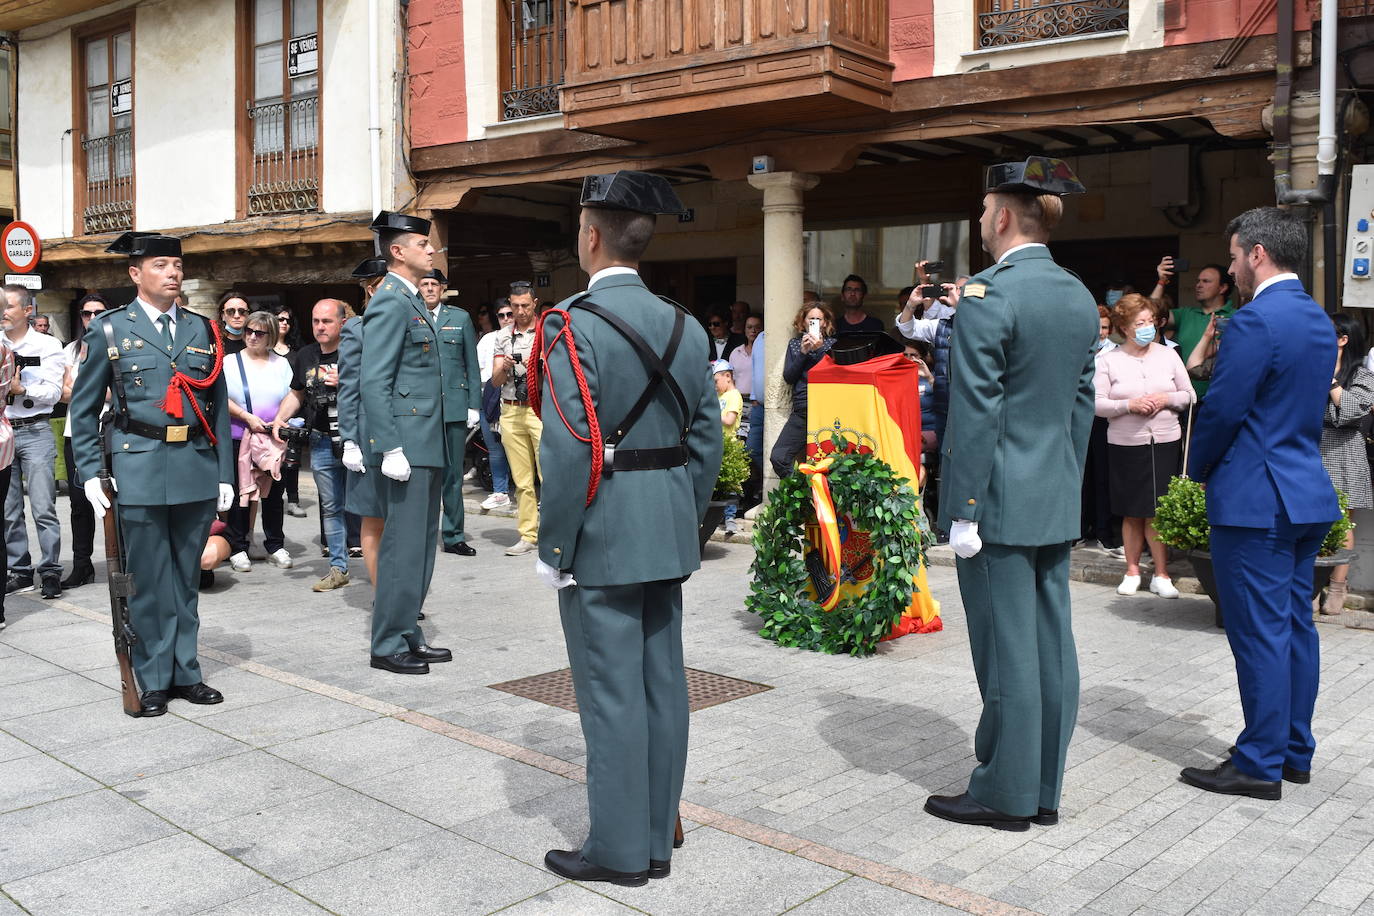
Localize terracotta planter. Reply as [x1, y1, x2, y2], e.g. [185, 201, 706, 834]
[1187, 549, 1356, 629]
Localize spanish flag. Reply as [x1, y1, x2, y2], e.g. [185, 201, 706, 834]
[805, 353, 942, 637]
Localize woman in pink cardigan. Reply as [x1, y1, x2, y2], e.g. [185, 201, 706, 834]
[1095, 294, 1195, 598]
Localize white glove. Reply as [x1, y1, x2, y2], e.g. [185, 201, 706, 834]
[342, 441, 366, 474]
[950, 520, 982, 559]
[381, 446, 411, 482]
[535, 558, 576, 590]
[467, 408, 480, 429]
[218, 483, 235, 512]
[83, 477, 113, 520]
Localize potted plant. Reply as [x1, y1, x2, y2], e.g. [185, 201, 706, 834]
[1153, 476, 1356, 627]
[699, 433, 751, 554]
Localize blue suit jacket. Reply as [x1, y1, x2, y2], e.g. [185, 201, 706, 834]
[1187, 278, 1339, 528]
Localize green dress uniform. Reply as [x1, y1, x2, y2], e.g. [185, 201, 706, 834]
[70, 300, 233, 695]
[338, 314, 383, 519]
[432, 301, 481, 548]
[360, 272, 446, 656]
[937, 242, 1098, 818]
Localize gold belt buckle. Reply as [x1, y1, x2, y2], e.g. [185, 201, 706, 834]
[165, 425, 189, 443]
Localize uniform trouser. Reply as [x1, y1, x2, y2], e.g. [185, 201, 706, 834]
[371, 466, 440, 656]
[120, 499, 217, 692]
[440, 422, 469, 547]
[500, 404, 542, 544]
[956, 541, 1078, 817]
[559, 581, 689, 874]
[1211, 513, 1330, 782]
[5, 422, 62, 578]
[63, 437, 96, 566]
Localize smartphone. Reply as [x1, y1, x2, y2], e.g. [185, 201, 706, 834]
[1173, 256, 1191, 273]
[925, 260, 945, 273]
[1214, 315, 1229, 337]
[920, 284, 943, 298]
[807, 317, 822, 338]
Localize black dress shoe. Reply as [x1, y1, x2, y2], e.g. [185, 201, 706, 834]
[200, 570, 216, 590]
[370, 652, 430, 675]
[418, 611, 426, 621]
[1180, 760, 1281, 800]
[61, 563, 96, 589]
[444, 542, 477, 556]
[1225, 745, 1310, 784]
[1030, 808, 1058, 826]
[410, 644, 452, 663]
[139, 690, 169, 717]
[924, 793, 1030, 831]
[168, 682, 224, 705]
[40, 575, 62, 600]
[544, 849, 648, 887]
[648, 859, 670, 879]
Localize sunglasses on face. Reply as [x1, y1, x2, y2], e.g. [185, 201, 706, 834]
[497, 311, 513, 319]
[82, 309, 105, 317]
[224, 307, 248, 316]
[244, 328, 269, 338]
[708, 321, 724, 327]
[277, 317, 292, 323]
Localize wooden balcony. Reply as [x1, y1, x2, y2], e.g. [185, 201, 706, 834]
[560, 0, 893, 141]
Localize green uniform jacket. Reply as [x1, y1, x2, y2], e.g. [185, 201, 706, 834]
[433, 303, 481, 422]
[937, 246, 1098, 544]
[70, 303, 234, 506]
[360, 274, 446, 468]
[538, 273, 722, 587]
[336, 316, 366, 448]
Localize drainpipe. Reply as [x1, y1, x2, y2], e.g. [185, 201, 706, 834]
[367, 0, 382, 217]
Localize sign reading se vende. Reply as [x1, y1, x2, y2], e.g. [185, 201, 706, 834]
[2, 222, 41, 274]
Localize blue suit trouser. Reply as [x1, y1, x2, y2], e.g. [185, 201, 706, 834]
[1210, 512, 1331, 782]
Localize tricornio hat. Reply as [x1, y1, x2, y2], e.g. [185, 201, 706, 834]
[350, 256, 388, 280]
[580, 171, 685, 215]
[423, 268, 448, 285]
[984, 157, 1086, 196]
[106, 231, 181, 259]
[369, 211, 432, 236]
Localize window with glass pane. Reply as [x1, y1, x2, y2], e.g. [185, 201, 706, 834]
[248, 0, 320, 214]
[80, 28, 134, 234]
[0, 49, 11, 165]
[803, 220, 971, 309]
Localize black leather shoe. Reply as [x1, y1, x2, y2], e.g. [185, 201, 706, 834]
[139, 690, 169, 717]
[444, 542, 477, 556]
[924, 793, 1030, 831]
[5, 573, 33, 594]
[418, 611, 426, 621]
[200, 570, 216, 590]
[40, 575, 62, 600]
[370, 652, 429, 675]
[648, 859, 670, 879]
[544, 849, 648, 887]
[168, 682, 224, 705]
[1030, 808, 1059, 826]
[410, 644, 452, 663]
[61, 563, 96, 589]
[1225, 745, 1310, 784]
[1180, 760, 1281, 800]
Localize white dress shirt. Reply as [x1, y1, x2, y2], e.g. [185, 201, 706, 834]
[1253, 272, 1301, 299]
[4, 327, 65, 420]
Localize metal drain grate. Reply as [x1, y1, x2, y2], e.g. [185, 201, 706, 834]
[490, 667, 771, 713]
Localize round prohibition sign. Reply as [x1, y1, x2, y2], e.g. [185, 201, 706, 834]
[2, 221, 41, 273]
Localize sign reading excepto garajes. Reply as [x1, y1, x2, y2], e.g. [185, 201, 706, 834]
[111, 79, 133, 116]
[287, 33, 319, 78]
[2, 222, 41, 274]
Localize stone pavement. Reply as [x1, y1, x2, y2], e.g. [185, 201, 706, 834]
[2, 486, 1373, 915]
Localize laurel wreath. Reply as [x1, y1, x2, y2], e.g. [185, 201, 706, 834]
[747, 436, 928, 656]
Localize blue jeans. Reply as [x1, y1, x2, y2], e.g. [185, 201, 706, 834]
[480, 406, 511, 495]
[311, 434, 348, 572]
[745, 402, 764, 467]
[5, 421, 61, 577]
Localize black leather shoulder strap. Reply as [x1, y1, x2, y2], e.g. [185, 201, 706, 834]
[98, 317, 129, 416]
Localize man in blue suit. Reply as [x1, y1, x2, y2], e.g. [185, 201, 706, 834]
[1183, 207, 1339, 800]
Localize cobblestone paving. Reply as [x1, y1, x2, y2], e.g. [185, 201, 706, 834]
[1, 486, 1371, 914]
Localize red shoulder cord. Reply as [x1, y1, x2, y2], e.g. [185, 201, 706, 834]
[156, 319, 225, 446]
[529, 308, 603, 506]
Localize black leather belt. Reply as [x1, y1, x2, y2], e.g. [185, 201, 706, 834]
[502, 399, 529, 406]
[118, 416, 205, 443]
[602, 444, 689, 476]
[9, 413, 53, 428]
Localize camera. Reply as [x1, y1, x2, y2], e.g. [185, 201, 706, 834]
[919, 284, 943, 299]
[510, 352, 529, 402]
[304, 374, 342, 455]
[280, 424, 312, 470]
[1173, 256, 1191, 273]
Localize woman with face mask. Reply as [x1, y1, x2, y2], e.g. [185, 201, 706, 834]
[1094, 293, 1195, 597]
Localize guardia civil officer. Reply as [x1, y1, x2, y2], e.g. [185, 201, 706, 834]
[359, 214, 452, 674]
[70, 232, 235, 717]
[536, 172, 722, 885]
[338, 256, 386, 589]
[925, 159, 1098, 829]
[417, 268, 482, 556]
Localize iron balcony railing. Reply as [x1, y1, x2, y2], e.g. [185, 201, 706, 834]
[247, 95, 320, 215]
[81, 128, 134, 235]
[977, 0, 1128, 48]
[502, 0, 564, 120]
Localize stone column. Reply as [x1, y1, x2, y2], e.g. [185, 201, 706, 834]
[747, 171, 819, 499]
[180, 279, 233, 321]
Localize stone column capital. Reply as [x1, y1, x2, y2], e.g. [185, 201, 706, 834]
[748, 171, 820, 201]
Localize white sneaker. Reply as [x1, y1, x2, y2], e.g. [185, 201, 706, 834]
[1149, 576, 1179, 599]
[230, 551, 252, 573]
[267, 548, 293, 569]
[481, 492, 511, 511]
[1117, 574, 1140, 596]
[286, 502, 307, 518]
[463, 467, 478, 481]
[505, 539, 537, 556]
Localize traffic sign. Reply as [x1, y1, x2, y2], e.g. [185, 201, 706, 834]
[2, 221, 40, 273]
[4, 274, 41, 290]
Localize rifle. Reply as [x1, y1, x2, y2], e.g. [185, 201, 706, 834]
[99, 470, 142, 717]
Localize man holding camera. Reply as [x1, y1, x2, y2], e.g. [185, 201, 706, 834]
[275, 299, 351, 591]
[492, 282, 544, 556]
